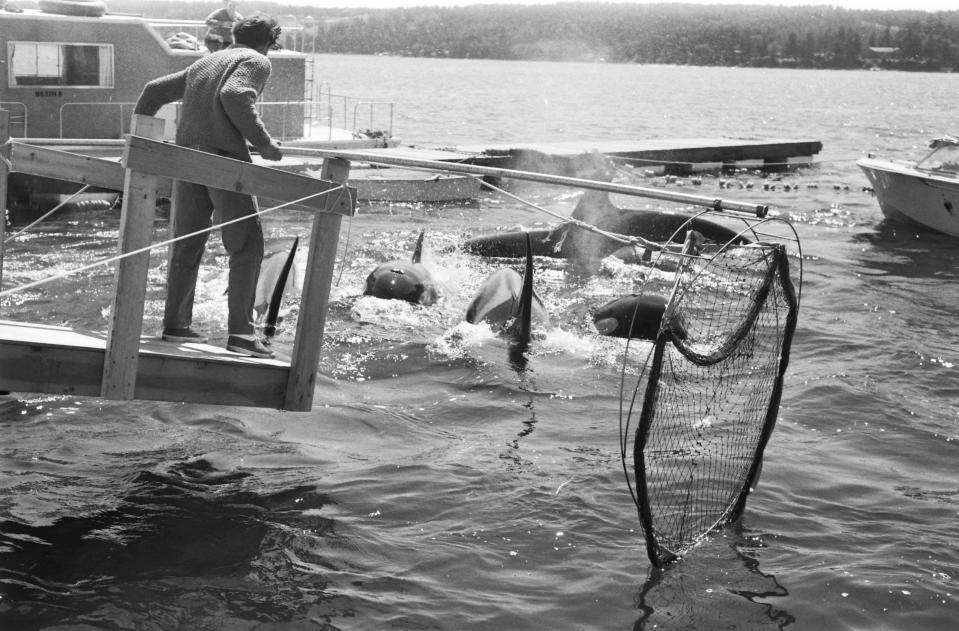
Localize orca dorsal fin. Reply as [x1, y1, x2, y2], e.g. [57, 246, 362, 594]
[411, 229, 426, 264]
[264, 236, 299, 340]
[514, 232, 535, 350]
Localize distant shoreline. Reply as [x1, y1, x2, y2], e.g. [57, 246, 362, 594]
[106, 1, 959, 72]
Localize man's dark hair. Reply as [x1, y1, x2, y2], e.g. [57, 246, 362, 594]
[233, 14, 282, 51]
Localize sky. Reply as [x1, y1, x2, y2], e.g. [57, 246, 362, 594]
[253, 0, 959, 11]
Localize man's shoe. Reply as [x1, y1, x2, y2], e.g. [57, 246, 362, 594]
[226, 336, 275, 359]
[162, 327, 208, 343]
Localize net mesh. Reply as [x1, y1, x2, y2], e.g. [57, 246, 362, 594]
[630, 241, 798, 568]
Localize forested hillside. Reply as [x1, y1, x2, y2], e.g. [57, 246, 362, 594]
[107, 1, 959, 71]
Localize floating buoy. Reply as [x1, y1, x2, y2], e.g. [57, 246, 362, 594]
[38, 0, 108, 17]
[62, 198, 116, 213]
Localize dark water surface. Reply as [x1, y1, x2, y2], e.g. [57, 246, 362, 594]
[1, 57, 958, 630]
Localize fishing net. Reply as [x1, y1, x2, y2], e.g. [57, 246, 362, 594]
[620, 215, 800, 568]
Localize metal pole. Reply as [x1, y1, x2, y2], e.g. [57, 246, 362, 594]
[280, 146, 768, 217]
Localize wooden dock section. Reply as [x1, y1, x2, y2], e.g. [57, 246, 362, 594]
[0, 320, 290, 408]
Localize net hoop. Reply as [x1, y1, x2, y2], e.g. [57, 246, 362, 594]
[616, 209, 802, 568]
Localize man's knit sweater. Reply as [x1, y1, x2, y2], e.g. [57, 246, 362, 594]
[134, 46, 273, 162]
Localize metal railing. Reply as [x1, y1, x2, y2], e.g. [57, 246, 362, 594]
[59, 102, 139, 139]
[27, 92, 394, 142]
[0, 103, 28, 137]
[352, 101, 395, 138]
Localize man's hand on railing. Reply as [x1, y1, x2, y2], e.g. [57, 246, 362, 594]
[258, 141, 283, 162]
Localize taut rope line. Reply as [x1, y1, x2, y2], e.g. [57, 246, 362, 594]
[4, 185, 93, 245]
[0, 185, 344, 299]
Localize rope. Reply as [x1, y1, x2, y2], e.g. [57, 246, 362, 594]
[0, 185, 344, 299]
[334, 213, 353, 287]
[4, 185, 92, 245]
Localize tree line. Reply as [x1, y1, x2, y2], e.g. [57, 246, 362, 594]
[108, 1, 959, 71]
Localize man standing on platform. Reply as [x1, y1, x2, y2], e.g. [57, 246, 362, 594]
[133, 14, 283, 359]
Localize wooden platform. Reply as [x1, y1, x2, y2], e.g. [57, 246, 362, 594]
[0, 320, 291, 408]
[1, 118, 353, 411]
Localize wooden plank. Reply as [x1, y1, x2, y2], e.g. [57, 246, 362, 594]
[0, 320, 289, 408]
[124, 136, 355, 216]
[0, 320, 288, 364]
[1, 341, 105, 397]
[134, 353, 287, 407]
[100, 115, 165, 400]
[9, 142, 126, 190]
[284, 157, 350, 411]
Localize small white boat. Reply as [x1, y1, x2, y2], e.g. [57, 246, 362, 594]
[857, 138, 959, 236]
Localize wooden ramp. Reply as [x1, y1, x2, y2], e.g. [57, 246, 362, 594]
[0, 320, 290, 408]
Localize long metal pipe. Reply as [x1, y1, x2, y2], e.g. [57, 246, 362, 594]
[18, 138, 769, 216]
[280, 146, 769, 217]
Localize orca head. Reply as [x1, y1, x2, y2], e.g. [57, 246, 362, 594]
[592, 293, 678, 341]
[365, 266, 426, 304]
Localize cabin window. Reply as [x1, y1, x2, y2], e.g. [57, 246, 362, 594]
[7, 42, 115, 88]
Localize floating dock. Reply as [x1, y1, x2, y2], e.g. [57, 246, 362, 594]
[451, 137, 823, 174]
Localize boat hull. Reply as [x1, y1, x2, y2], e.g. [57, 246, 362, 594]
[857, 158, 959, 236]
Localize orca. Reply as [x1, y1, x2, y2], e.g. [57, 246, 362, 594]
[364, 229, 439, 306]
[461, 190, 749, 264]
[465, 232, 549, 353]
[461, 226, 568, 258]
[571, 189, 749, 246]
[592, 293, 687, 341]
